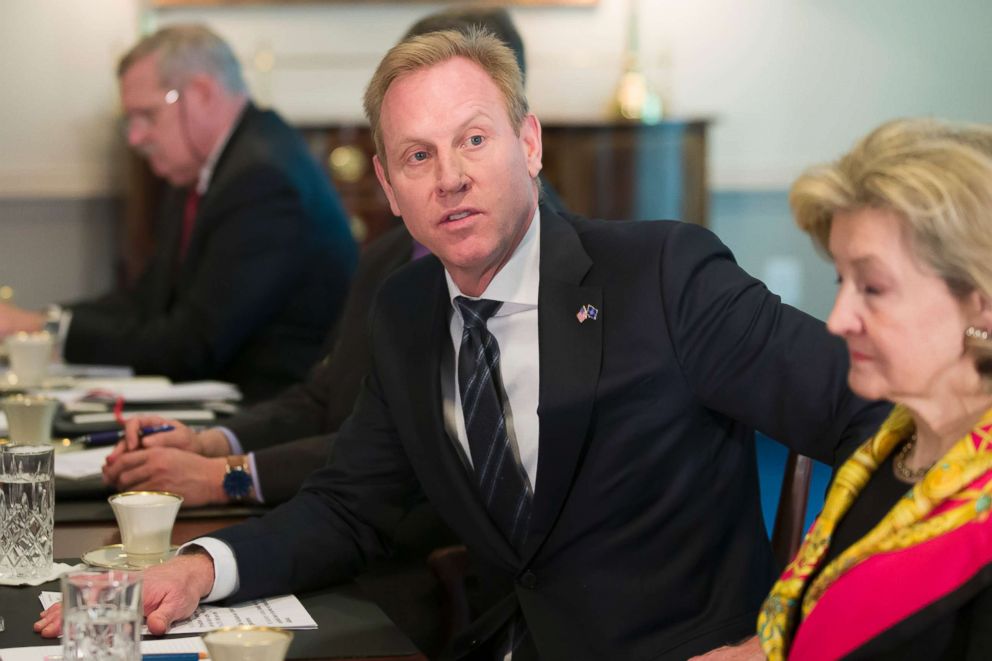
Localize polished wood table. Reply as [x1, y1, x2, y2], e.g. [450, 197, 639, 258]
[0, 515, 426, 661]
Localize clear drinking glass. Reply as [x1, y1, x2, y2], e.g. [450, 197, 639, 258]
[0, 444, 54, 580]
[62, 569, 142, 661]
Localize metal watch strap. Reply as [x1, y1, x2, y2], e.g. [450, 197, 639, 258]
[222, 455, 253, 502]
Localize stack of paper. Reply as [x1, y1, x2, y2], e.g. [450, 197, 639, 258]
[40, 591, 318, 633]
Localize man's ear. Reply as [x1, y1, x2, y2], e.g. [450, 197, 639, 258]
[373, 155, 402, 217]
[519, 113, 543, 180]
[181, 73, 214, 109]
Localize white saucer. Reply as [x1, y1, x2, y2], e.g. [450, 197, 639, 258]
[82, 544, 178, 570]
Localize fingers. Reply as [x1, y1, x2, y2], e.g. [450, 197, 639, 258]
[121, 417, 146, 452]
[33, 603, 62, 638]
[110, 451, 156, 490]
[103, 448, 145, 486]
[145, 609, 174, 636]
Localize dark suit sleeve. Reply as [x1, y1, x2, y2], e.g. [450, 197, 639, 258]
[64, 165, 317, 380]
[222, 224, 411, 451]
[210, 342, 422, 601]
[222, 358, 334, 452]
[253, 434, 332, 504]
[659, 222, 889, 465]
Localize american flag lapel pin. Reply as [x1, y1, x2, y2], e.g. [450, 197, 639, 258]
[576, 304, 599, 324]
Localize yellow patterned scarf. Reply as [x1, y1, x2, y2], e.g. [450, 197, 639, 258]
[758, 404, 992, 660]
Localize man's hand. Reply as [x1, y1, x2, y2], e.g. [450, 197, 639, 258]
[688, 636, 763, 660]
[34, 551, 215, 638]
[113, 416, 228, 457]
[103, 448, 229, 506]
[143, 551, 216, 634]
[0, 302, 45, 337]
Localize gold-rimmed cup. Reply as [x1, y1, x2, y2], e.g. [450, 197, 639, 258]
[108, 491, 183, 559]
[1, 394, 58, 445]
[202, 625, 293, 661]
[5, 331, 53, 387]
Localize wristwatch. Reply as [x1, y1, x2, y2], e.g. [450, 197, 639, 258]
[222, 455, 254, 502]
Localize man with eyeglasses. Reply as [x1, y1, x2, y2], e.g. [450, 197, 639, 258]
[0, 24, 357, 402]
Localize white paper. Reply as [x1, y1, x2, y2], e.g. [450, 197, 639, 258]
[71, 410, 215, 425]
[0, 563, 85, 587]
[40, 592, 317, 634]
[0, 635, 207, 661]
[67, 380, 241, 403]
[52, 446, 114, 479]
[47, 364, 134, 379]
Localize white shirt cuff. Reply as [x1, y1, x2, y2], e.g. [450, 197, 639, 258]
[179, 537, 239, 602]
[218, 427, 243, 455]
[247, 452, 265, 504]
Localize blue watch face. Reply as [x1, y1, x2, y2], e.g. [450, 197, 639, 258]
[223, 469, 253, 499]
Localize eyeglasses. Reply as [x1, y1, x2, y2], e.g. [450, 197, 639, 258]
[121, 88, 180, 135]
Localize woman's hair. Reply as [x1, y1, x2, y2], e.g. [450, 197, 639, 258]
[363, 28, 527, 169]
[791, 117, 992, 381]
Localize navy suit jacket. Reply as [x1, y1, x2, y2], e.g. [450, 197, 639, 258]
[211, 207, 886, 659]
[64, 105, 357, 402]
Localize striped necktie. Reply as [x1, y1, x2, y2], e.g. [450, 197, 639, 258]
[454, 296, 533, 551]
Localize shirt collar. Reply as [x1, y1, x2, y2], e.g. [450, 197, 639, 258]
[195, 101, 248, 195]
[445, 206, 541, 314]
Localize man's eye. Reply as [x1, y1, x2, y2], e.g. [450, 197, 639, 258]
[467, 135, 484, 146]
[411, 151, 428, 162]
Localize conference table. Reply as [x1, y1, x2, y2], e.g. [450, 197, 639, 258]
[0, 507, 428, 661]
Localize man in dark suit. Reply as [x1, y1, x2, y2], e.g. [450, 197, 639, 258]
[99, 7, 565, 507]
[101, 223, 417, 505]
[37, 30, 884, 660]
[0, 25, 357, 402]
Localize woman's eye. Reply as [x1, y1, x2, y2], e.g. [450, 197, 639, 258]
[861, 284, 882, 296]
[468, 135, 484, 146]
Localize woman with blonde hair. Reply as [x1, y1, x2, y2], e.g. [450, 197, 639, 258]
[759, 118, 992, 660]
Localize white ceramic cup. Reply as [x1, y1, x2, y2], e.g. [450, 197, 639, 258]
[203, 626, 293, 661]
[1, 394, 58, 445]
[4, 331, 53, 387]
[108, 491, 183, 557]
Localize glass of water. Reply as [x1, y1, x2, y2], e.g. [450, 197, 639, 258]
[0, 444, 54, 580]
[62, 569, 142, 661]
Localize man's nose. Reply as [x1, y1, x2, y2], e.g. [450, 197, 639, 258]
[435, 153, 468, 195]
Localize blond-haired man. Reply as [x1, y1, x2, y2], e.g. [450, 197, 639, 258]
[37, 30, 884, 660]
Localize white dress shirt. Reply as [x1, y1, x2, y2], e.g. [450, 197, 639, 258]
[192, 207, 542, 603]
[444, 207, 541, 491]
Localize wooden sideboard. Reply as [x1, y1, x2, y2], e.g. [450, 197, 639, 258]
[299, 118, 710, 247]
[120, 119, 708, 280]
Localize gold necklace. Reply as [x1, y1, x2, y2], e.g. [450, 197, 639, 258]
[893, 432, 930, 482]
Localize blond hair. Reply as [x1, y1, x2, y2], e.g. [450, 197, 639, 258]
[791, 118, 992, 379]
[363, 28, 527, 167]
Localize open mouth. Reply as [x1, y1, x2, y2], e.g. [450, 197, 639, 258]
[441, 209, 479, 225]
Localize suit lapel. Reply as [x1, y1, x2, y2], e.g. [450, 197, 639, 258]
[406, 262, 520, 562]
[176, 105, 256, 284]
[525, 208, 602, 560]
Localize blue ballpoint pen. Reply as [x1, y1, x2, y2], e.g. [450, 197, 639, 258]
[72, 424, 176, 448]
